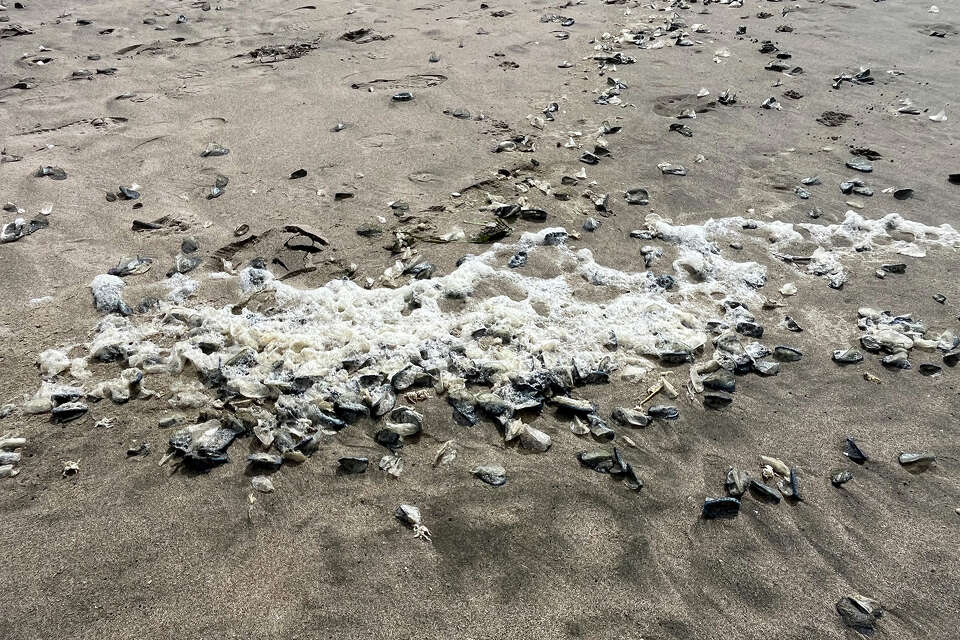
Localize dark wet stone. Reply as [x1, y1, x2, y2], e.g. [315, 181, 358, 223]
[735, 321, 763, 338]
[472, 463, 507, 486]
[893, 188, 913, 200]
[182, 451, 229, 471]
[943, 350, 960, 367]
[881, 263, 906, 274]
[338, 456, 369, 474]
[648, 405, 679, 420]
[520, 208, 547, 222]
[35, 166, 68, 180]
[831, 469, 853, 486]
[586, 413, 615, 442]
[655, 274, 676, 290]
[860, 335, 881, 352]
[583, 217, 600, 232]
[577, 449, 615, 473]
[334, 397, 370, 422]
[625, 187, 649, 205]
[844, 437, 868, 464]
[780, 468, 802, 501]
[836, 596, 883, 635]
[918, 363, 942, 376]
[448, 390, 478, 426]
[51, 402, 88, 423]
[833, 348, 863, 365]
[289, 169, 307, 179]
[126, 442, 151, 457]
[669, 123, 693, 137]
[749, 479, 781, 503]
[773, 346, 802, 362]
[580, 152, 600, 165]
[783, 316, 803, 332]
[880, 352, 911, 369]
[611, 407, 649, 428]
[118, 185, 140, 200]
[375, 429, 403, 450]
[949, 173, 960, 185]
[201, 143, 229, 157]
[703, 370, 735, 393]
[404, 262, 435, 280]
[391, 364, 431, 391]
[543, 231, 567, 246]
[247, 452, 283, 470]
[620, 462, 643, 491]
[702, 497, 740, 519]
[703, 390, 733, 409]
[391, 92, 414, 102]
[508, 250, 527, 268]
[933, 293, 946, 304]
[725, 467, 749, 497]
[660, 351, 692, 364]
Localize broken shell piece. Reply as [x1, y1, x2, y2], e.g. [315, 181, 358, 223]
[702, 497, 740, 519]
[749, 479, 781, 503]
[624, 187, 649, 205]
[51, 401, 88, 423]
[433, 440, 457, 467]
[62, 460, 80, 477]
[898, 452, 935, 469]
[200, 142, 229, 157]
[251, 475, 275, 493]
[759, 455, 790, 477]
[338, 456, 369, 474]
[472, 463, 507, 486]
[379, 453, 404, 477]
[836, 596, 883, 635]
[657, 163, 687, 176]
[648, 405, 678, 420]
[518, 425, 552, 453]
[725, 466, 749, 497]
[552, 396, 595, 414]
[611, 407, 649, 428]
[844, 438, 868, 464]
[35, 166, 68, 180]
[833, 348, 864, 365]
[831, 469, 854, 486]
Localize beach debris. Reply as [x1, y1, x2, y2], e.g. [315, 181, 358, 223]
[831, 469, 854, 486]
[200, 143, 229, 157]
[62, 460, 80, 477]
[836, 596, 883, 635]
[725, 466, 749, 497]
[898, 452, 936, 469]
[702, 497, 740, 519]
[251, 476, 275, 493]
[35, 166, 67, 180]
[472, 463, 507, 486]
[395, 504, 431, 542]
[1, 217, 47, 243]
[338, 456, 369, 474]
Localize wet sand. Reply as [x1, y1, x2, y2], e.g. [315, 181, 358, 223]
[1, 1, 959, 638]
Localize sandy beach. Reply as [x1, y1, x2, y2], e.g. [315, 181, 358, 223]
[1, 0, 958, 638]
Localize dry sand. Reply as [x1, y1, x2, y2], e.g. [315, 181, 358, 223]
[1, 0, 959, 638]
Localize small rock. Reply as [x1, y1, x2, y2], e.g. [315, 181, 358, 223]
[702, 497, 740, 519]
[472, 463, 507, 486]
[251, 475, 275, 493]
[338, 456, 369, 473]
